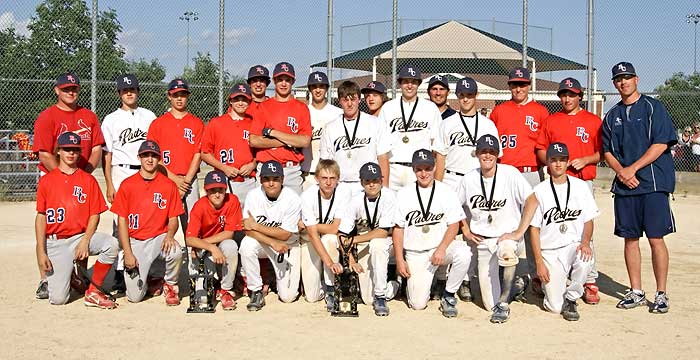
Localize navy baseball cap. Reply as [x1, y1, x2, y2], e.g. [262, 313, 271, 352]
[557, 77, 582, 95]
[455, 77, 478, 95]
[57, 132, 81, 148]
[259, 160, 284, 177]
[55, 72, 80, 89]
[168, 78, 190, 95]
[361, 81, 386, 94]
[546, 142, 569, 159]
[116, 74, 139, 91]
[398, 64, 422, 82]
[307, 71, 329, 87]
[247, 65, 271, 83]
[204, 170, 228, 190]
[507, 67, 531, 83]
[428, 74, 449, 89]
[359, 162, 382, 180]
[476, 134, 500, 153]
[411, 149, 435, 167]
[229, 83, 252, 100]
[273, 62, 295, 79]
[138, 140, 161, 156]
[611, 62, 636, 79]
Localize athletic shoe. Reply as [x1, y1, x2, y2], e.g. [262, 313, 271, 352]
[430, 279, 446, 300]
[217, 289, 236, 311]
[163, 283, 180, 306]
[439, 295, 459, 318]
[649, 292, 669, 314]
[112, 270, 126, 293]
[373, 296, 389, 316]
[386, 280, 400, 301]
[325, 289, 336, 312]
[247, 290, 265, 311]
[84, 290, 117, 309]
[490, 302, 510, 323]
[512, 275, 529, 302]
[531, 277, 544, 296]
[561, 298, 580, 321]
[457, 280, 472, 302]
[147, 277, 165, 296]
[35, 279, 48, 299]
[616, 289, 646, 309]
[583, 282, 600, 305]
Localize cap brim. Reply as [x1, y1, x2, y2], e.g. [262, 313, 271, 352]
[361, 88, 384, 94]
[273, 72, 295, 79]
[168, 88, 190, 95]
[557, 88, 582, 95]
[138, 150, 160, 156]
[204, 183, 228, 190]
[611, 72, 636, 80]
[507, 78, 531, 83]
[229, 93, 252, 100]
[56, 83, 80, 89]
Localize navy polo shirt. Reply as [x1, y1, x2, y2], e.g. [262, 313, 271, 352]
[441, 106, 456, 120]
[602, 94, 677, 195]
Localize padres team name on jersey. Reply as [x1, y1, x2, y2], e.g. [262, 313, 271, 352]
[333, 136, 372, 151]
[469, 195, 507, 211]
[389, 118, 429, 133]
[405, 210, 444, 227]
[311, 127, 324, 140]
[543, 207, 582, 225]
[118, 128, 147, 146]
[449, 132, 477, 147]
[255, 215, 282, 228]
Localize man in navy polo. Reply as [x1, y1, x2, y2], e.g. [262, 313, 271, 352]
[602, 61, 677, 314]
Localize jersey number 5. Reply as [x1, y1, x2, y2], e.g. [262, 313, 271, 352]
[500, 135, 517, 149]
[219, 149, 234, 164]
[46, 208, 65, 224]
[162, 150, 171, 165]
[128, 214, 140, 229]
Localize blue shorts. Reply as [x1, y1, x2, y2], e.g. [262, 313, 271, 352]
[613, 192, 676, 239]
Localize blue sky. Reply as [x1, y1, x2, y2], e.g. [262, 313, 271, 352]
[1, 1, 698, 93]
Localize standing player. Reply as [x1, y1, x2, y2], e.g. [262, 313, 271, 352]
[246, 65, 271, 115]
[535, 77, 602, 304]
[249, 62, 311, 194]
[201, 83, 257, 206]
[603, 62, 676, 314]
[32, 71, 105, 299]
[147, 78, 203, 234]
[457, 135, 532, 323]
[35, 132, 118, 309]
[361, 81, 388, 117]
[393, 149, 469, 318]
[239, 160, 303, 311]
[427, 75, 456, 120]
[185, 170, 243, 311]
[110, 140, 184, 305]
[379, 65, 441, 190]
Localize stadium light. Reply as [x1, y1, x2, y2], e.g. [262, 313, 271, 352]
[687, 13, 700, 74]
[180, 11, 199, 70]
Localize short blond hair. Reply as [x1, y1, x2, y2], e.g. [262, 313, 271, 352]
[315, 159, 340, 177]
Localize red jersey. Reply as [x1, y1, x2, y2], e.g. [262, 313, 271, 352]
[201, 114, 256, 181]
[250, 98, 311, 163]
[186, 194, 243, 240]
[36, 168, 107, 237]
[111, 171, 184, 240]
[147, 112, 204, 175]
[32, 105, 105, 173]
[246, 100, 265, 119]
[536, 109, 602, 180]
[491, 99, 549, 168]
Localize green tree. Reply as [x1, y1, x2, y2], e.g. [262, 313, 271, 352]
[655, 72, 700, 130]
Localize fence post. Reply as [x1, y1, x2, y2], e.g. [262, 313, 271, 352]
[91, 0, 97, 112]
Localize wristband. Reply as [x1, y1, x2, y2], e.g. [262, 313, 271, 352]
[262, 127, 272, 138]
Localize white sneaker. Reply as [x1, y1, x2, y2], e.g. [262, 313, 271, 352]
[385, 280, 400, 300]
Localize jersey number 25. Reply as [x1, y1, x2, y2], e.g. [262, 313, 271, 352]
[500, 135, 517, 149]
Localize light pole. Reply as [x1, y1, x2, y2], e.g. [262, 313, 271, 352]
[180, 11, 199, 69]
[687, 13, 700, 74]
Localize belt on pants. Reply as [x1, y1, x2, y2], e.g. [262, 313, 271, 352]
[47, 234, 74, 240]
[117, 164, 141, 170]
[516, 166, 538, 173]
[390, 162, 412, 167]
[283, 161, 299, 168]
[446, 169, 466, 176]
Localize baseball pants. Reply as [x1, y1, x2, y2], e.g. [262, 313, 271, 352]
[299, 232, 338, 302]
[541, 242, 594, 313]
[405, 241, 470, 310]
[227, 177, 256, 208]
[520, 169, 544, 281]
[191, 239, 239, 291]
[45, 232, 118, 305]
[110, 165, 139, 271]
[389, 164, 416, 191]
[477, 238, 521, 311]
[584, 180, 598, 283]
[356, 237, 397, 305]
[124, 233, 183, 303]
[239, 236, 301, 303]
[441, 172, 479, 283]
[256, 163, 303, 195]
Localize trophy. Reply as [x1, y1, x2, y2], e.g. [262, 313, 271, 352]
[331, 236, 360, 317]
[187, 250, 216, 313]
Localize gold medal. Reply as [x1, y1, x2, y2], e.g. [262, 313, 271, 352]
[422, 225, 430, 233]
[487, 214, 493, 224]
[402, 136, 410, 144]
[559, 223, 568, 234]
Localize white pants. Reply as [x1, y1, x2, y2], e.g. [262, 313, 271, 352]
[542, 242, 594, 313]
[227, 177, 257, 208]
[46, 233, 118, 305]
[405, 241, 470, 310]
[356, 237, 395, 305]
[389, 164, 416, 191]
[239, 235, 301, 303]
[477, 238, 521, 311]
[520, 169, 543, 279]
[299, 232, 339, 302]
[191, 239, 239, 291]
[125, 234, 183, 303]
[256, 163, 303, 195]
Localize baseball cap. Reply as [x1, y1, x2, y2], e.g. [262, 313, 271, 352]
[361, 81, 386, 94]
[359, 162, 382, 180]
[475, 134, 500, 153]
[546, 142, 569, 159]
[204, 170, 228, 190]
[247, 65, 271, 83]
[411, 149, 435, 167]
[55, 72, 80, 89]
[168, 78, 190, 95]
[557, 77, 582, 95]
[398, 64, 422, 82]
[455, 77, 478, 95]
[307, 71, 329, 87]
[138, 140, 161, 156]
[57, 132, 81, 148]
[259, 160, 284, 177]
[229, 83, 252, 100]
[611, 61, 636, 79]
[273, 62, 295, 79]
[116, 74, 139, 91]
[428, 74, 449, 89]
[507, 67, 531, 83]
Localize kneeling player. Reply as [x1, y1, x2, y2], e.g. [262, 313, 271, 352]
[111, 140, 184, 306]
[35, 132, 118, 309]
[393, 150, 469, 318]
[185, 170, 243, 310]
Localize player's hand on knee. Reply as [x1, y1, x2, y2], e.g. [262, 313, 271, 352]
[74, 240, 90, 261]
[210, 247, 226, 264]
[430, 247, 446, 266]
[396, 259, 411, 278]
[577, 243, 593, 262]
[329, 262, 343, 275]
[497, 232, 519, 243]
[37, 253, 52, 273]
[161, 236, 179, 254]
[272, 240, 289, 254]
[350, 262, 364, 274]
[536, 261, 549, 283]
[124, 253, 138, 270]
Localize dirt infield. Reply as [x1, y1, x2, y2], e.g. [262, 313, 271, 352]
[1, 190, 698, 359]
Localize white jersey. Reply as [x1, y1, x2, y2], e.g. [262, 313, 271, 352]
[319, 112, 392, 182]
[394, 180, 466, 251]
[102, 107, 156, 166]
[433, 112, 500, 174]
[244, 186, 302, 236]
[379, 97, 440, 163]
[300, 183, 352, 227]
[457, 164, 532, 238]
[339, 187, 397, 234]
[303, 103, 343, 173]
[530, 175, 600, 250]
